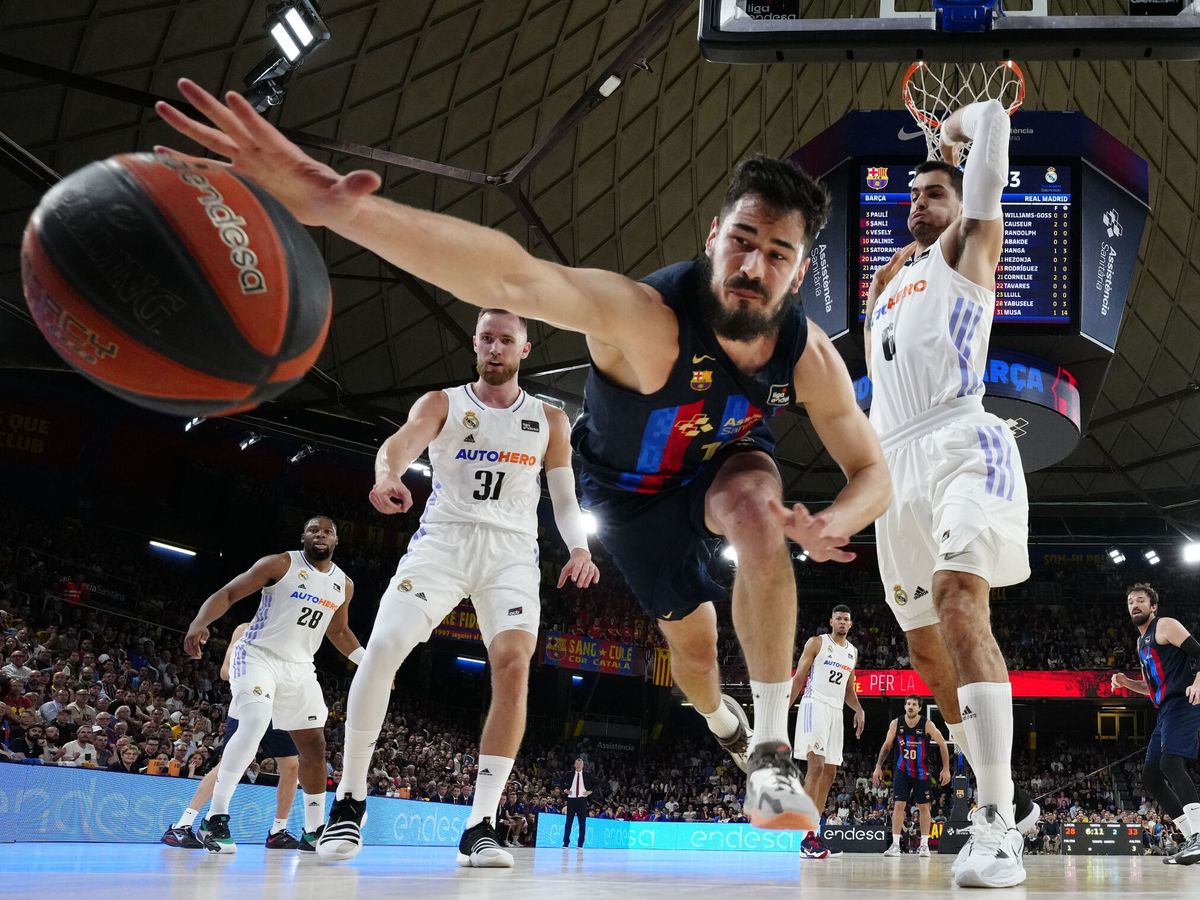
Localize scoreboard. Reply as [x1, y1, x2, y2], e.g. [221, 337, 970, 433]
[1061, 822, 1141, 855]
[856, 162, 1074, 325]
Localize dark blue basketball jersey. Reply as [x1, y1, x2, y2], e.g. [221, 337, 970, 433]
[571, 260, 809, 493]
[1138, 616, 1198, 708]
[896, 714, 928, 779]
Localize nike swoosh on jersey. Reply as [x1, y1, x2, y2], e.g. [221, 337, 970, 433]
[897, 127, 925, 141]
[692, 354, 716, 363]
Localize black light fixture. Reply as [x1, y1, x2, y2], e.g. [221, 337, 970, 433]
[239, 432, 261, 451]
[184, 416, 205, 432]
[1107, 547, 1126, 565]
[243, 1, 331, 112]
[289, 444, 316, 464]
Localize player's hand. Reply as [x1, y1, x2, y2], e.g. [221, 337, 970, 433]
[871, 766, 883, 786]
[1110, 672, 1128, 691]
[939, 767, 951, 787]
[369, 475, 413, 515]
[1187, 680, 1200, 705]
[769, 500, 856, 563]
[557, 549, 599, 589]
[183, 621, 209, 660]
[853, 708, 865, 739]
[155, 78, 381, 230]
[868, 241, 919, 304]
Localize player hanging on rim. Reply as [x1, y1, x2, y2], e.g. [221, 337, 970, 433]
[155, 80, 893, 836]
[1112, 583, 1200, 866]
[182, 516, 363, 853]
[315, 309, 599, 867]
[865, 99, 1036, 887]
[872, 694, 951, 858]
[162, 621, 304, 851]
[789, 604, 865, 858]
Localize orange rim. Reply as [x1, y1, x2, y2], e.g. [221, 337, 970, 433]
[901, 60, 1027, 132]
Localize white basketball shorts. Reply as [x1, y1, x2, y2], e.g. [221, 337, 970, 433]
[876, 411, 1031, 632]
[794, 698, 845, 767]
[383, 522, 541, 646]
[229, 640, 327, 731]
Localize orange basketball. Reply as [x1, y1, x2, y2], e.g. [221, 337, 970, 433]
[21, 152, 331, 417]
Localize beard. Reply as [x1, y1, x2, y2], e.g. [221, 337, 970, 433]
[909, 219, 944, 247]
[477, 358, 519, 386]
[696, 254, 794, 342]
[1129, 610, 1151, 627]
[304, 541, 333, 561]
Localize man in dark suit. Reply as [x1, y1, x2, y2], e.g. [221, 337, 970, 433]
[564, 757, 592, 848]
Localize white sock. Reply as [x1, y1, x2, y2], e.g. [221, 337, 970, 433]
[946, 721, 975, 768]
[750, 680, 791, 747]
[303, 792, 325, 832]
[271, 817, 289, 835]
[957, 682, 1015, 823]
[698, 697, 739, 740]
[920, 835, 929, 847]
[468, 755, 514, 828]
[338, 726, 378, 802]
[1181, 803, 1200, 838]
[892, 833, 901, 847]
[175, 807, 199, 829]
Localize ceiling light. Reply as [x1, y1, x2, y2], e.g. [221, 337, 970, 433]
[239, 432, 261, 451]
[721, 545, 738, 563]
[407, 461, 431, 476]
[1144, 549, 1160, 566]
[1107, 547, 1125, 565]
[581, 511, 599, 535]
[149, 540, 196, 558]
[289, 445, 316, 464]
[184, 416, 205, 432]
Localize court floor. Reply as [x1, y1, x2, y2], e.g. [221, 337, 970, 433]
[0, 844, 1193, 898]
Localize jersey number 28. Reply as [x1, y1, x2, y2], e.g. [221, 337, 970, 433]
[297, 608, 324, 629]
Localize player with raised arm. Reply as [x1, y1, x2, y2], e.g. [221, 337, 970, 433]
[864, 100, 1036, 887]
[182, 516, 363, 853]
[1112, 583, 1200, 866]
[789, 604, 864, 858]
[156, 80, 891, 835]
[872, 695, 951, 858]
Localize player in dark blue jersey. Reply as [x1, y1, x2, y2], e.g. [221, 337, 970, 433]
[1112, 582, 1200, 865]
[872, 694, 951, 857]
[158, 85, 892, 833]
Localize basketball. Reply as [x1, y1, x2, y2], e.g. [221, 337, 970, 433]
[20, 152, 331, 418]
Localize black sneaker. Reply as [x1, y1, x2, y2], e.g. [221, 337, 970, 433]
[161, 825, 204, 849]
[315, 796, 367, 861]
[456, 817, 514, 868]
[201, 814, 237, 854]
[266, 829, 301, 849]
[299, 825, 324, 852]
[742, 742, 819, 831]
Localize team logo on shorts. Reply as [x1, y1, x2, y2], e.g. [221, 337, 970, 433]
[893, 584, 909, 607]
[508, 606, 523, 616]
[463, 411, 479, 430]
[691, 370, 713, 391]
[814, 741, 824, 752]
[397, 578, 413, 592]
[253, 686, 263, 696]
[913, 586, 928, 600]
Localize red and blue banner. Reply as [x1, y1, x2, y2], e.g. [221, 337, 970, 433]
[543, 631, 642, 677]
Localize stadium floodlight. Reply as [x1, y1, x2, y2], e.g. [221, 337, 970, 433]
[184, 416, 205, 432]
[243, 1, 331, 112]
[581, 511, 599, 535]
[149, 540, 196, 558]
[407, 461, 431, 476]
[289, 445, 316, 464]
[792, 548, 810, 563]
[1183, 542, 1200, 565]
[1107, 547, 1126, 565]
[456, 657, 486, 668]
[1144, 549, 1160, 566]
[721, 545, 738, 563]
[239, 432, 261, 451]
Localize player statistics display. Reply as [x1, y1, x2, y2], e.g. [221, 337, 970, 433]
[856, 162, 1073, 325]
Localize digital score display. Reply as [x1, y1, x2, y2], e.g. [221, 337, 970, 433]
[1061, 822, 1141, 855]
[856, 163, 1073, 325]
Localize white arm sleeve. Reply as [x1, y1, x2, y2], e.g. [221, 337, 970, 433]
[954, 99, 1010, 221]
[546, 466, 589, 552]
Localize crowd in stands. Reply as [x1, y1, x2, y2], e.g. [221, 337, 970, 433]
[2, 498, 1200, 851]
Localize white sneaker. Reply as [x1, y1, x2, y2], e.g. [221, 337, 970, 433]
[918, 843, 931, 858]
[953, 805, 1026, 888]
[883, 843, 902, 857]
[713, 694, 752, 774]
[954, 799, 1038, 875]
[742, 742, 819, 830]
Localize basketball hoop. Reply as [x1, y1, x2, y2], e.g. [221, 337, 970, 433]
[901, 61, 1026, 163]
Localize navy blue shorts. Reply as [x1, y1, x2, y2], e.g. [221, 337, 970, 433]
[1145, 697, 1200, 765]
[893, 769, 932, 804]
[218, 715, 298, 760]
[580, 441, 769, 621]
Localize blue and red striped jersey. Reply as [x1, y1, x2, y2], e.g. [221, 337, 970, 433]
[571, 260, 809, 494]
[1137, 616, 1197, 708]
[896, 714, 928, 779]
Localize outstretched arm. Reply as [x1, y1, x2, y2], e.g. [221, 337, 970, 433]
[369, 390, 448, 515]
[185, 554, 291, 659]
[789, 636, 823, 706]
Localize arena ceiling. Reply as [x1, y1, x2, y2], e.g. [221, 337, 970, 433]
[1, 0, 1198, 543]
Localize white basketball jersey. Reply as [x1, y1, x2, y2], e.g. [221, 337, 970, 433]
[421, 385, 550, 537]
[241, 550, 347, 662]
[868, 239, 994, 441]
[801, 634, 857, 708]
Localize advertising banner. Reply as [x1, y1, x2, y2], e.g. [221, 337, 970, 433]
[543, 632, 641, 677]
[431, 601, 483, 644]
[854, 669, 1134, 700]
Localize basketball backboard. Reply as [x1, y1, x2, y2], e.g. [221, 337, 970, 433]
[698, 0, 1200, 63]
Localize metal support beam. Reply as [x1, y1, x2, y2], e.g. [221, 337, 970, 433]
[1087, 381, 1200, 430]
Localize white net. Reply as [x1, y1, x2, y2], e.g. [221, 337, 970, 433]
[901, 61, 1026, 162]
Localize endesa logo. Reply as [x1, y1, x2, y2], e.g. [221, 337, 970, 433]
[290, 590, 339, 610]
[453, 448, 538, 467]
[871, 278, 928, 324]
